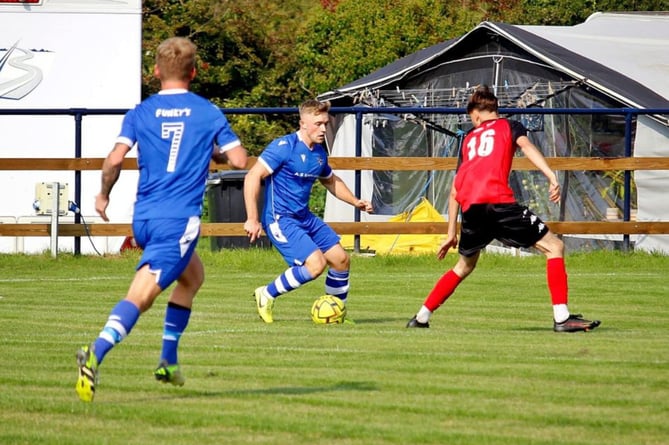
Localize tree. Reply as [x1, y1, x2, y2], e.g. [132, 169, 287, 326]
[141, 0, 320, 153]
[293, 0, 486, 97]
[501, 0, 668, 25]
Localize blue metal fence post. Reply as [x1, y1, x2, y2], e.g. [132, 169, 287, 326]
[354, 109, 363, 254]
[623, 110, 634, 252]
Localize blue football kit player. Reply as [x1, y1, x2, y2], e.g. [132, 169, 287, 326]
[75, 37, 247, 402]
[243, 99, 373, 323]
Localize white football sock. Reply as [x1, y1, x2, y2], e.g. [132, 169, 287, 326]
[416, 306, 432, 323]
[553, 304, 569, 323]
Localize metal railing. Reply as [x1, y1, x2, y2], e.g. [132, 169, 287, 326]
[2, 106, 669, 255]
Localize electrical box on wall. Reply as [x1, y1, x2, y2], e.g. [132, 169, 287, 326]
[34, 182, 69, 216]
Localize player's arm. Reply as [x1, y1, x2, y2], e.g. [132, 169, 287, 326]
[319, 173, 373, 213]
[212, 144, 248, 169]
[518, 136, 560, 203]
[437, 182, 460, 260]
[95, 142, 131, 221]
[243, 161, 270, 243]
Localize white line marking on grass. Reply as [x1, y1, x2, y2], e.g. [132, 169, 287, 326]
[0, 276, 126, 283]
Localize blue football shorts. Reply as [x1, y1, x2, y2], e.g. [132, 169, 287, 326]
[264, 213, 340, 266]
[132, 216, 200, 290]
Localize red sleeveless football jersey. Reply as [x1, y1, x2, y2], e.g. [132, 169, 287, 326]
[454, 118, 522, 212]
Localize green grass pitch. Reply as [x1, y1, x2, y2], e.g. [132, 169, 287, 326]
[0, 247, 667, 444]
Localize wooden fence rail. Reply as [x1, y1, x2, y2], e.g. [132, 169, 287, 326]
[2, 221, 669, 238]
[3, 156, 669, 171]
[1, 156, 669, 238]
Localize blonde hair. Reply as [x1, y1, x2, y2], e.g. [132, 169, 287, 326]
[299, 99, 331, 118]
[155, 37, 197, 82]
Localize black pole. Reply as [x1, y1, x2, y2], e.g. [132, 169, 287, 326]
[73, 110, 83, 255]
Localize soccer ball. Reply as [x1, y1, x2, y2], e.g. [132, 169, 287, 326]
[310, 295, 346, 324]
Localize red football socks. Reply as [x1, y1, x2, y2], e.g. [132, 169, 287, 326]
[423, 269, 463, 312]
[547, 257, 568, 305]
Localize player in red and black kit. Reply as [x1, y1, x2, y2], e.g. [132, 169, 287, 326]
[407, 85, 600, 332]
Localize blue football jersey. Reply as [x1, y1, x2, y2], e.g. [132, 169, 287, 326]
[117, 89, 240, 220]
[258, 132, 332, 223]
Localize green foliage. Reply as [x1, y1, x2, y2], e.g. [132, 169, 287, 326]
[141, 0, 666, 106]
[309, 180, 328, 217]
[142, 0, 272, 99]
[501, 0, 667, 25]
[294, 0, 484, 96]
[1, 250, 669, 444]
[223, 114, 282, 157]
[142, 0, 308, 99]
[497, 0, 597, 25]
[142, 0, 319, 153]
[222, 100, 298, 156]
[600, 170, 637, 209]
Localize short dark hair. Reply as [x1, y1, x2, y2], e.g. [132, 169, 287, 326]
[466, 85, 498, 114]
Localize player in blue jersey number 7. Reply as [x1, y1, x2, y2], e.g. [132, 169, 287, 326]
[243, 99, 373, 323]
[75, 37, 248, 402]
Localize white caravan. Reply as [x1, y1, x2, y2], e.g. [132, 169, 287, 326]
[0, 0, 142, 254]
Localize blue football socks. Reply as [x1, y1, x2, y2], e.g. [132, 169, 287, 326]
[266, 265, 314, 298]
[160, 302, 191, 365]
[93, 299, 140, 365]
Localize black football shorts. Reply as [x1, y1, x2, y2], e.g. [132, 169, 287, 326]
[458, 203, 549, 257]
